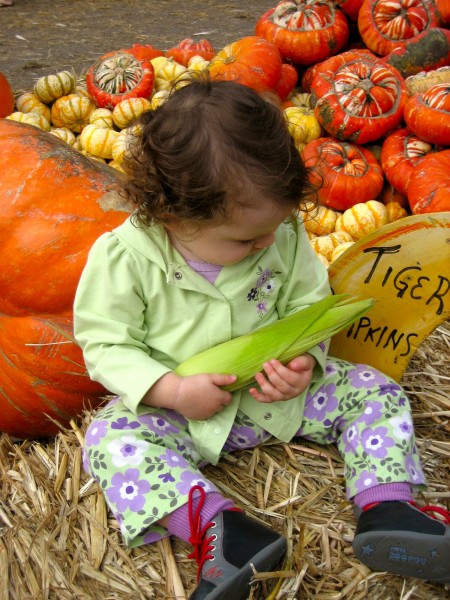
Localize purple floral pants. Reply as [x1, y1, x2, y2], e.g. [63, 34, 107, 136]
[83, 358, 426, 547]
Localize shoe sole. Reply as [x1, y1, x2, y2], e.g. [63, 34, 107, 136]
[353, 530, 450, 583]
[202, 535, 287, 600]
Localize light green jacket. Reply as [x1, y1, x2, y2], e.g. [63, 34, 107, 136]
[73, 216, 331, 464]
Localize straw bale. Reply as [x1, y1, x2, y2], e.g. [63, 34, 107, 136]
[0, 324, 449, 599]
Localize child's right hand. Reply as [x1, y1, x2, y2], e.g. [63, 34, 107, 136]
[142, 372, 236, 421]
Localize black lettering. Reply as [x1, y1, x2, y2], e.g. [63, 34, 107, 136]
[381, 266, 393, 287]
[352, 317, 371, 338]
[410, 275, 430, 300]
[375, 325, 389, 347]
[393, 266, 421, 298]
[383, 329, 404, 350]
[363, 245, 401, 284]
[426, 275, 450, 316]
[401, 333, 419, 357]
[364, 325, 381, 343]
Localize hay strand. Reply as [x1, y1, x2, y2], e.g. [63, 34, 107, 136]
[0, 324, 449, 598]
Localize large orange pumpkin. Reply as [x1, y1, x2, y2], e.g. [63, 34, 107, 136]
[0, 119, 132, 439]
[0, 71, 14, 118]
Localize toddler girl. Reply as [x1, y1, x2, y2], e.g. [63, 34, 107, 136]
[74, 77, 449, 599]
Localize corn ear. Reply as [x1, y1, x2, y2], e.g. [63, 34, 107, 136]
[175, 295, 375, 390]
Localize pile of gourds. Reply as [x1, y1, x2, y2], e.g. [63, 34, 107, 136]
[1, 0, 450, 438]
[2, 0, 450, 265]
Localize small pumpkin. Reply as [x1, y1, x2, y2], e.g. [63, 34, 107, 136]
[15, 92, 51, 123]
[167, 38, 216, 66]
[6, 111, 51, 131]
[89, 107, 114, 129]
[284, 105, 322, 151]
[358, 0, 441, 56]
[51, 95, 96, 133]
[335, 200, 389, 239]
[380, 127, 434, 196]
[310, 49, 408, 144]
[49, 127, 76, 146]
[79, 124, 120, 159]
[153, 57, 189, 92]
[86, 51, 155, 109]
[405, 65, 450, 95]
[118, 43, 165, 62]
[111, 126, 138, 164]
[255, 0, 350, 66]
[330, 240, 354, 263]
[407, 149, 450, 213]
[0, 71, 15, 118]
[385, 201, 408, 222]
[207, 36, 283, 93]
[300, 204, 338, 235]
[34, 70, 77, 104]
[187, 55, 211, 73]
[112, 97, 152, 129]
[301, 137, 385, 211]
[309, 230, 354, 261]
[404, 83, 450, 146]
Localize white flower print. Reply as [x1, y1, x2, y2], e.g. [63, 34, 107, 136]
[390, 411, 414, 441]
[107, 434, 148, 467]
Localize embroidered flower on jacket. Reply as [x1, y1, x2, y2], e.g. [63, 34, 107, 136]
[247, 266, 281, 317]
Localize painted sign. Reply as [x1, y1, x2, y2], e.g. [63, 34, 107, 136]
[328, 213, 450, 381]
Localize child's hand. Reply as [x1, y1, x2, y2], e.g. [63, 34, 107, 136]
[142, 371, 236, 421]
[249, 355, 315, 403]
[173, 373, 236, 420]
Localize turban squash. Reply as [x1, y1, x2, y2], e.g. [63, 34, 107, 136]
[0, 119, 132, 439]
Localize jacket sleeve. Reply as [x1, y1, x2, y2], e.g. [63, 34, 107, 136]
[73, 233, 171, 413]
[276, 220, 332, 380]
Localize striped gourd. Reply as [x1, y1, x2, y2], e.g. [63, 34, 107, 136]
[309, 231, 354, 261]
[6, 111, 51, 131]
[335, 201, 388, 240]
[80, 124, 119, 159]
[15, 92, 51, 122]
[49, 127, 76, 145]
[89, 108, 114, 129]
[51, 95, 96, 132]
[175, 295, 375, 390]
[153, 57, 188, 92]
[34, 70, 76, 104]
[112, 97, 152, 129]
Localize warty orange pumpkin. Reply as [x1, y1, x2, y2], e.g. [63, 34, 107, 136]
[0, 119, 132, 439]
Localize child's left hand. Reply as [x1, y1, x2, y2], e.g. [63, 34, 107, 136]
[249, 354, 316, 403]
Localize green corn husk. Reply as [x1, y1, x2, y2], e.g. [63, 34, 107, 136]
[174, 294, 375, 391]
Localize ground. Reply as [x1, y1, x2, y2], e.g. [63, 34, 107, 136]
[1, 0, 275, 94]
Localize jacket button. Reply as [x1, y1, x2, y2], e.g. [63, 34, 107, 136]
[213, 426, 222, 435]
[263, 412, 272, 420]
[174, 271, 182, 280]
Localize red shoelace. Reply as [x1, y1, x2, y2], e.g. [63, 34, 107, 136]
[364, 500, 450, 524]
[187, 485, 216, 580]
[414, 502, 450, 524]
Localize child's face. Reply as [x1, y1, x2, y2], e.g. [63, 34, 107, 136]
[168, 200, 293, 266]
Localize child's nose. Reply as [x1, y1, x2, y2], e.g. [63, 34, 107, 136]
[253, 232, 275, 249]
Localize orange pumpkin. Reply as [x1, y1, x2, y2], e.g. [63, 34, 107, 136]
[0, 119, 132, 439]
[407, 149, 450, 214]
[207, 36, 283, 93]
[0, 71, 14, 118]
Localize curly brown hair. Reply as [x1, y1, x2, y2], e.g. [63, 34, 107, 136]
[123, 75, 316, 228]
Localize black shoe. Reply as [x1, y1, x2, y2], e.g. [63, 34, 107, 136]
[353, 501, 450, 583]
[187, 487, 287, 600]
